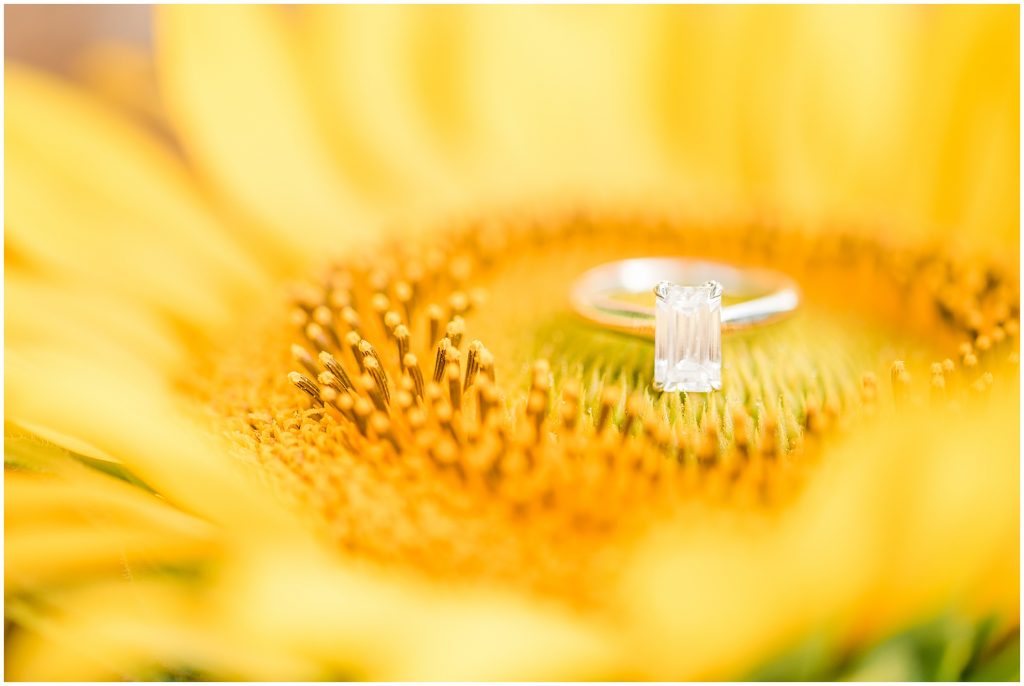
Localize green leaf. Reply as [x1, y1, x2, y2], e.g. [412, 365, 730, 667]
[966, 633, 1020, 682]
[840, 613, 977, 681]
[747, 612, 1019, 682]
[746, 630, 836, 681]
[841, 638, 926, 681]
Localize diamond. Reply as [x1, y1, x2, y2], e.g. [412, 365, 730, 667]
[654, 280, 723, 392]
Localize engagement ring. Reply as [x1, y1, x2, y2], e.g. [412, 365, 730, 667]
[570, 258, 800, 392]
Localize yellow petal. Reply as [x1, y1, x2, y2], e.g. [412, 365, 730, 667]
[4, 64, 268, 333]
[223, 547, 625, 680]
[647, 7, 749, 204]
[622, 385, 1019, 679]
[5, 347, 300, 539]
[853, 389, 1020, 638]
[646, 6, 1018, 245]
[903, 6, 1018, 250]
[71, 40, 166, 126]
[154, 5, 375, 263]
[458, 7, 671, 202]
[6, 462, 217, 591]
[7, 580, 316, 680]
[300, 6, 469, 219]
[6, 273, 187, 378]
[7, 420, 118, 464]
[5, 271, 190, 463]
[6, 524, 215, 591]
[6, 468, 212, 538]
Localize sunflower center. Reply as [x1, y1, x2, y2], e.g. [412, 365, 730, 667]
[196, 209, 1018, 608]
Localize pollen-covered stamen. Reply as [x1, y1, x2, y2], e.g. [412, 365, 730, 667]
[288, 371, 324, 407]
[532, 360, 551, 389]
[305, 322, 335, 355]
[352, 397, 373, 436]
[425, 381, 445, 414]
[394, 387, 415, 417]
[370, 413, 401, 452]
[393, 324, 411, 364]
[730, 404, 751, 457]
[394, 280, 415, 323]
[526, 391, 547, 438]
[430, 437, 460, 473]
[436, 401, 461, 444]
[527, 361, 552, 437]
[371, 293, 391, 335]
[318, 385, 339, 411]
[620, 395, 641, 442]
[345, 330, 365, 373]
[368, 268, 390, 295]
[384, 310, 402, 334]
[316, 370, 345, 396]
[447, 361, 462, 413]
[403, 353, 426, 400]
[327, 285, 350, 312]
[289, 307, 308, 329]
[476, 375, 495, 423]
[291, 284, 322, 313]
[446, 317, 465, 350]
[759, 415, 779, 459]
[364, 356, 391, 405]
[449, 291, 470, 319]
[560, 380, 581, 431]
[890, 360, 911, 408]
[360, 364, 390, 411]
[642, 417, 667, 456]
[319, 351, 355, 392]
[464, 340, 482, 392]
[433, 338, 450, 383]
[595, 387, 618, 434]
[802, 393, 826, 434]
[312, 305, 343, 349]
[291, 343, 320, 378]
[341, 306, 362, 335]
[427, 304, 444, 348]
[477, 347, 495, 384]
[318, 386, 352, 423]
[333, 389, 356, 422]
[359, 339, 386, 378]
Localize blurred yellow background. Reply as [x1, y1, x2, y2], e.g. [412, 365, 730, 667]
[6, 5, 1018, 259]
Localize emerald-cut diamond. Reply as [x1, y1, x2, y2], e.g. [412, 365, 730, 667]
[654, 280, 723, 392]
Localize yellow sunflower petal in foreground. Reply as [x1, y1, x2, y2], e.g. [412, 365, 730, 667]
[5, 5, 1019, 681]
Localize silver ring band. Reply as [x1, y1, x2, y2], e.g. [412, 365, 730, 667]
[570, 257, 800, 338]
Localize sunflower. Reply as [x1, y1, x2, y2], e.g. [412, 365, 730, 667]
[5, 5, 1019, 681]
